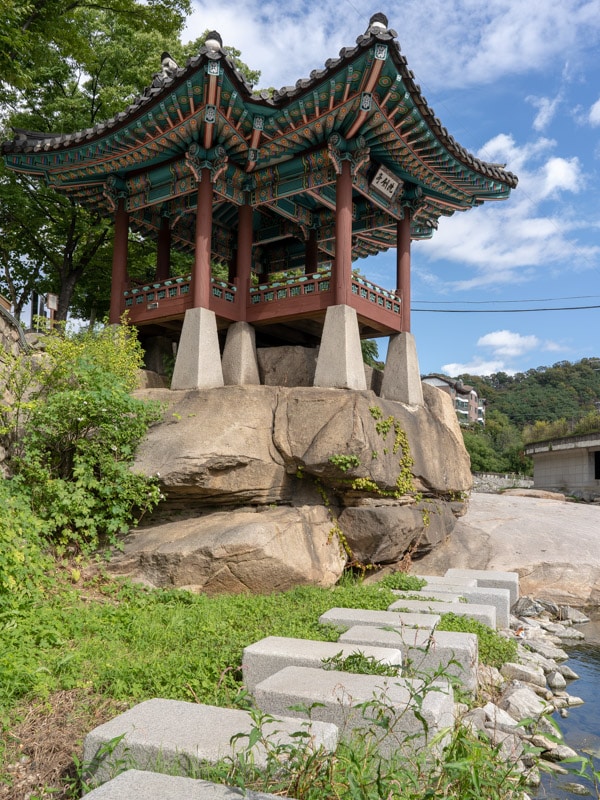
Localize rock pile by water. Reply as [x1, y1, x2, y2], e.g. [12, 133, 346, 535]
[464, 596, 589, 791]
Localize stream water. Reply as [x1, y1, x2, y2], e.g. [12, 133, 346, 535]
[532, 613, 600, 800]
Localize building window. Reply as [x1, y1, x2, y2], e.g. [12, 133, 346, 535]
[595, 451, 600, 480]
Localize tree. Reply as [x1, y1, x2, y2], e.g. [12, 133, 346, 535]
[0, 7, 266, 322]
[1, 3, 191, 320]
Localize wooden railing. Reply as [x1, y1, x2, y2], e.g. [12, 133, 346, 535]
[350, 276, 401, 316]
[122, 271, 401, 330]
[249, 272, 332, 305]
[124, 275, 237, 311]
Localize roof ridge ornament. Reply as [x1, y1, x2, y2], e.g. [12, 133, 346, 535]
[204, 31, 223, 53]
[367, 12, 388, 33]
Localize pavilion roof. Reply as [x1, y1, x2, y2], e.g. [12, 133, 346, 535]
[2, 15, 518, 265]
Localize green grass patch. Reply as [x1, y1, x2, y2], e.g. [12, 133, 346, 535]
[437, 612, 518, 668]
[0, 575, 397, 713]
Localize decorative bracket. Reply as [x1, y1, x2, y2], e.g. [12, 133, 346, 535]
[327, 133, 371, 177]
[186, 143, 229, 184]
[104, 175, 128, 213]
[401, 183, 425, 215]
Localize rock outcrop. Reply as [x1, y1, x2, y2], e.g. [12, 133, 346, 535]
[106, 382, 472, 594]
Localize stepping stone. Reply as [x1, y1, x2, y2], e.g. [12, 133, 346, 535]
[253, 665, 454, 758]
[243, 636, 402, 691]
[338, 625, 478, 693]
[319, 607, 440, 632]
[83, 699, 338, 785]
[82, 769, 288, 799]
[387, 598, 496, 628]
[393, 586, 511, 629]
[444, 568, 519, 607]
[416, 575, 478, 588]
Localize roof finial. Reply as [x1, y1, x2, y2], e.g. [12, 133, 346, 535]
[367, 12, 388, 33]
[204, 31, 223, 53]
[161, 51, 178, 78]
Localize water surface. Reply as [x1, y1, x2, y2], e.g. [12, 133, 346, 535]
[532, 613, 600, 799]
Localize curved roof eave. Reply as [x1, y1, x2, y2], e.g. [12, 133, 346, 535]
[2, 21, 517, 192]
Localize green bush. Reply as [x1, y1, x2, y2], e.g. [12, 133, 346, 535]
[0, 479, 49, 611]
[0, 322, 163, 551]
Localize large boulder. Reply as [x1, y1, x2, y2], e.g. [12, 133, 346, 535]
[133, 386, 290, 505]
[338, 498, 456, 565]
[106, 505, 346, 594]
[127, 382, 471, 592]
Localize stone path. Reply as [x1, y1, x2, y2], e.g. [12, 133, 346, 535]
[81, 569, 517, 799]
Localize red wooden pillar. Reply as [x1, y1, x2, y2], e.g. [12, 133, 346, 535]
[397, 210, 411, 332]
[192, 168, 213, 309]
[306, 228, 318, 274]
[334, 160, 353, 305]
[236, 201, 253, 320]
[109, 198, 129, 325]
[156, 214, 171, 282]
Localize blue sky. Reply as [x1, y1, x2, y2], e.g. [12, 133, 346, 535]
[184, 0, 600, 377]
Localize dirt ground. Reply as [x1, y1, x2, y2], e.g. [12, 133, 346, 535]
[1, 691, 127, 800]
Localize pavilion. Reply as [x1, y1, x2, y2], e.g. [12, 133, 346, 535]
[2, 13, 517, 400]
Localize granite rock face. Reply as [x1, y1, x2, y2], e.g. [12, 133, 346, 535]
[109, 383, 471, 594]
[106, 506, 346, 594]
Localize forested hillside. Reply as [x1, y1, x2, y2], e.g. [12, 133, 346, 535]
[453, 358, 600, 474]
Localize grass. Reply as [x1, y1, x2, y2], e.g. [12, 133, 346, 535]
[0, 569, 525, 798]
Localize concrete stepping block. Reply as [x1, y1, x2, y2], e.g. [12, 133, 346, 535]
[415, 574, 478, 588]
[243, 636, 402, 691]
[319, 607, 440, 632]
[253, 665, 453, 758]
[82, 769, 288, 800]
[444, 568, 519, 607]
[387, 598, 496, 629]
[83, 699, 338, 784]
[338, 625, 478, 693]
[393, 586, 511, 629]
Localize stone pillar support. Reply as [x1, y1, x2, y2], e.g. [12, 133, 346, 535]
[109, 197, 129, 325]
[380, 331, 424, 406]
[397, 210, 411, 333]
[171, 307, 224, 390]
[222, 321, 260, 385]
[314, 305, 367, 390]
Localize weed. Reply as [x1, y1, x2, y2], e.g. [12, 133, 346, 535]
[321, 650, 399, 677]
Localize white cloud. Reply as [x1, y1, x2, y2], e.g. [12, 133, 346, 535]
[415, 133, 596, 291]
[527, 94, 562, 131]
[540, 156, 582, 197]
[184, 0, 600, 91]
[477, 330, 539, 358]
[590, 97, 600, 126]
[441, 358, 511, 376]
[440, 331, 567, 376]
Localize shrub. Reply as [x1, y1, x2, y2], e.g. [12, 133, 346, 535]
[0, 322, 163, 551]
[0, 479, 49, 611]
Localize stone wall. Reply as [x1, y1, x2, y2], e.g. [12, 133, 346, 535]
[472, 472, 533, 493]
[0, 304, 27, 358]
[0, 305, 28, 475]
